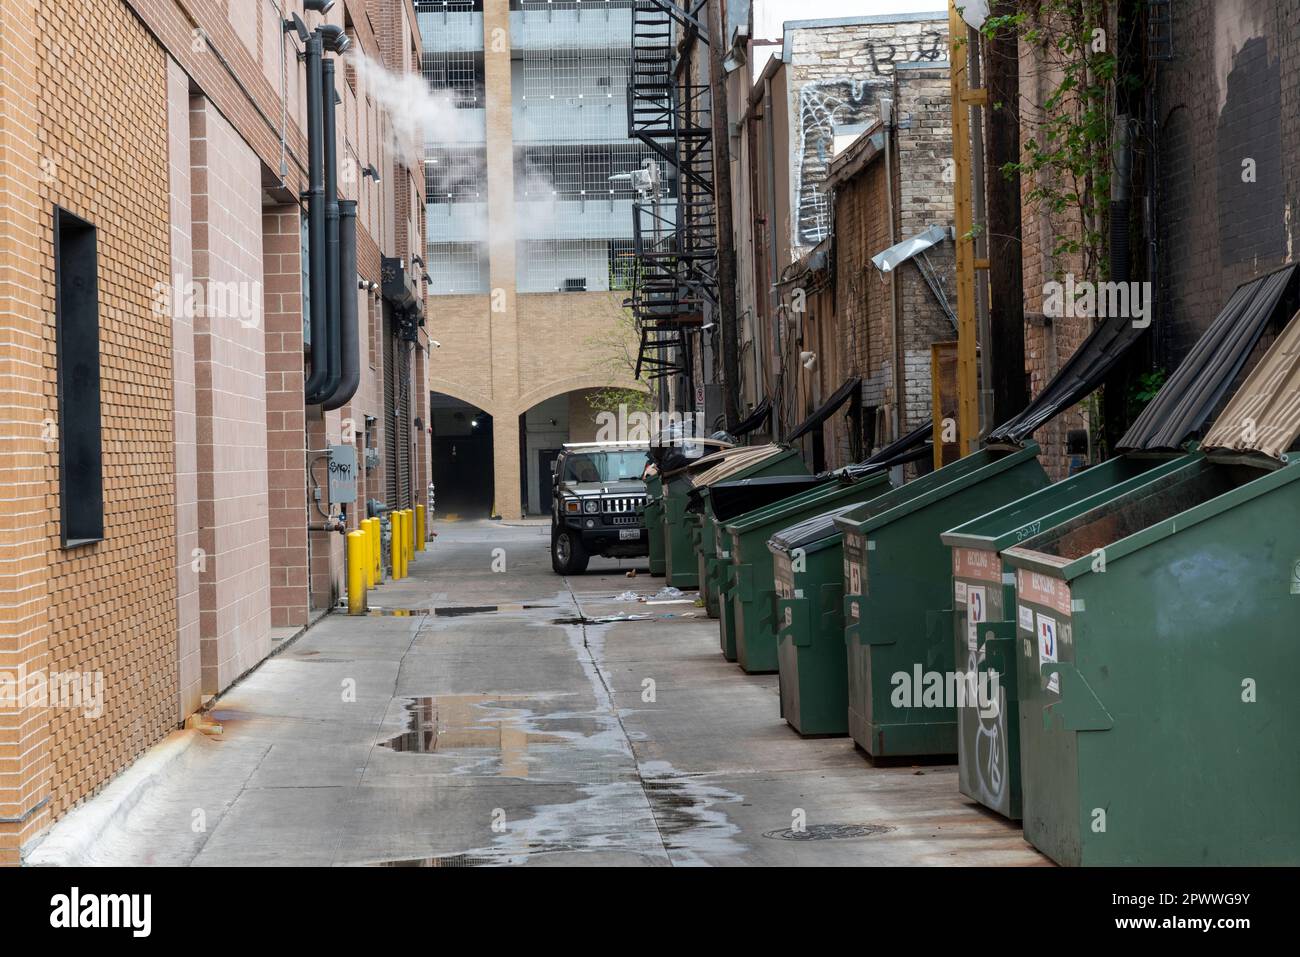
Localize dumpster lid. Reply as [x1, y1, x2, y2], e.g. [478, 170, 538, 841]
[833, 444, 1041, 537]
[703, 474, 832, 522]
[687, 444, 788, 487]
[731, 395, 773, 437]
[1118, 264, 1299, 452]
[1201, 304, 1300, 460]
[769, 503, 861, 552]
[660, 443, 751, 479]
[785, 376, 861, 443]
[985, 314, 1146, 445]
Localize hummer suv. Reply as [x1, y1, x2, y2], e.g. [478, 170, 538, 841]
[550, 442, 651, 574]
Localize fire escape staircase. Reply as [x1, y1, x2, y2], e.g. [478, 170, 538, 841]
[626, 0, 717, 381]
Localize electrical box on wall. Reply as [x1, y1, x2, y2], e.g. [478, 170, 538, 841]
[328, 444, 358, 504]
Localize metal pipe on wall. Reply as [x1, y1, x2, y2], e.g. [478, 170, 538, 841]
[303, 34, 331, 403]
[324, 200, 360, 411]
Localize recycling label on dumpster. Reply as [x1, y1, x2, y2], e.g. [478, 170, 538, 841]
[1036, 612, 1060, 694]
[966, 586, 986, 651]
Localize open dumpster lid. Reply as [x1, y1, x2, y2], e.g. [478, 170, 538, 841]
[769, 502, 862, 553]
[984, 315, 1146, 445]
[731, 395, 773, 437]
[687, 444, 787, 487]
[1118, 264, 1299, 452]
[1201, 305, 1300, 459]
[785, 376, 861, 443]
[701, 473, 830, 522]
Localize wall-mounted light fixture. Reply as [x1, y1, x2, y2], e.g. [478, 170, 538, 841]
[361, 163, 382, 184]
[304, 0, 336, 13]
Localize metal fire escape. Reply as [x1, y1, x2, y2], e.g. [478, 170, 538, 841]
[626, 0, 715, 382]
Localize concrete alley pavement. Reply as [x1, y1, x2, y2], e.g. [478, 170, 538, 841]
[29, 521, 1045, 867]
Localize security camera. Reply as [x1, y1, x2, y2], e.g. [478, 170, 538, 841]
[431, 340, 442, 349]
[800, 350, 817, 371]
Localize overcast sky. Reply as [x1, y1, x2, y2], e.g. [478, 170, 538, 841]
[751, 0, 948, 41]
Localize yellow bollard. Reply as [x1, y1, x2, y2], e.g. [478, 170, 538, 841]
[405, 509, 415, 564]
[363, 520, 376, 590]
[346, 529, 368, 614]
[390, 511, 404, 580]
[415, 504, 426, 552]
[368, 518, 382, 584]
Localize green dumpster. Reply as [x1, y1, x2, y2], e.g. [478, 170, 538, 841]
[833, 444, 1050, 758]
[938, 451, 1198, 819]
[694, 476, 827, 620]
[723, 469, 893, 673]
[769, 504, 863, 736]
[662, 445, 808, 589]
[642, 472, 666, 576]
[1002, 451, 1300, 865]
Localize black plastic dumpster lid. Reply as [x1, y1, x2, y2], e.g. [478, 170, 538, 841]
[785, 376, 861, 443]
[769, 503, 862, 552]
[985, 314, 1148, 445]
[1118, 263, 1299, 451]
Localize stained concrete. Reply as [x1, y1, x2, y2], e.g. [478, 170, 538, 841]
[27, 520, 1046, 867]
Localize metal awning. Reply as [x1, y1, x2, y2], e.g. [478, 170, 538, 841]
[1201, 305, 1300, 459]
[1118, 263, 1299, 451]
[785, 376, 861, 443]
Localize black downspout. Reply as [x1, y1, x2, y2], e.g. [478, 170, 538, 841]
[303, 34, 331, 403]
[324, 200, 359, 411]
[319, 59, 342, 404]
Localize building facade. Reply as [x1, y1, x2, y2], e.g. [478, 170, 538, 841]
[0, 0, 427, 863]
[418, 0, 645, 519]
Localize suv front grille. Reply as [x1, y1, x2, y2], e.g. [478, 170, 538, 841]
[601, 495, 645, 515]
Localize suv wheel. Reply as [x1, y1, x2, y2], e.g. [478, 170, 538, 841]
[552, 527, 589, 574]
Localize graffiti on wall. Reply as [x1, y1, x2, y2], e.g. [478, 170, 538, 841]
[792, 31, 944, 248]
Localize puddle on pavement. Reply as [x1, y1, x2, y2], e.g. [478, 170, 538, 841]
[433, 604, 556, 617]
[380, 695, 565, 777]
[551, 614, 656, 626]
[367, 608, 431, 617]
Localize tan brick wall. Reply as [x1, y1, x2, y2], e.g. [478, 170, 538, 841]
[167, 57, 202, 721]
[263, 205, 310, 628]
[38, 0, 178, 824]
[189, 97, 273, 693]
[0, 0, 56, 864]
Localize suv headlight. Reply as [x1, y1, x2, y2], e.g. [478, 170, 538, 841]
[583, 499, 600, 514]
[564, 499, 580, 514]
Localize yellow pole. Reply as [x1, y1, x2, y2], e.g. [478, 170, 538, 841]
[347, 529, 368, 614]
[363, 520, 376, 590]
[391, 511, 404, 580]
[948, 0, 982, 456]
[405, 509, 415, 563]
[367, 518, 381, 583]
[415, 504, 426, 552]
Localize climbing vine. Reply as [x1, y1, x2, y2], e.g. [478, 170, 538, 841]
[981, 0, 1120, 279]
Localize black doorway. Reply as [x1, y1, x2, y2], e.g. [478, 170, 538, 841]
[429, 393, 494, 518]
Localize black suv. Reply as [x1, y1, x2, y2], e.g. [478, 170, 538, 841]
[550, 442, 650, 574]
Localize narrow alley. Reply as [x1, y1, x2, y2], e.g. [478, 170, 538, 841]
[29, 522, 1042, 867]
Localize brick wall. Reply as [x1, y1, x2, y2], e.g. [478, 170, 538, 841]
[188, 97, 273, 693]
[167, 59, 202, 721]
[38, 0, 178, 824]
[263, 205, 310, 629]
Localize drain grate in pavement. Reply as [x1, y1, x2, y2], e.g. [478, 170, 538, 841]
[762, 823, 896, 842]
[371, 854, 493, 867]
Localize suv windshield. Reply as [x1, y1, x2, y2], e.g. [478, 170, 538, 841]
[562, 450, 648, 484]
